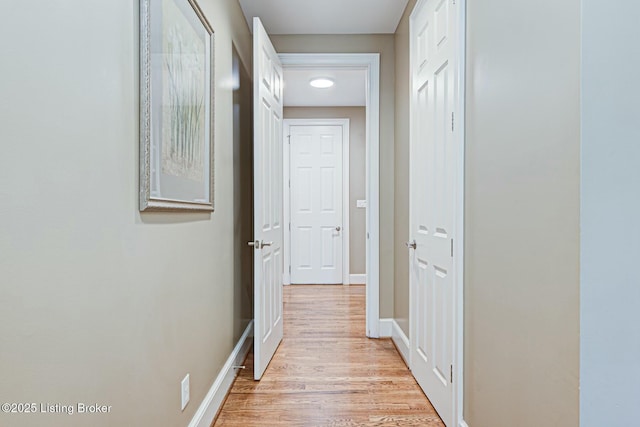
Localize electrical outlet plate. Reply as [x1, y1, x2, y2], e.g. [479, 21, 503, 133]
[181, 374, 190, 411]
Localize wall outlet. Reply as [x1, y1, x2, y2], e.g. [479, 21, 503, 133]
[181, 374, 190, 411]
[357, 199, 367, 208]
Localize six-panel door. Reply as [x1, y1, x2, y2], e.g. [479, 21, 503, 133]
[253, 17, 284, 381]
[409, 0, 458, 424]
[289, 125, 343, 284]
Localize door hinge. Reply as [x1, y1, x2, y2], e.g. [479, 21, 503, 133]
[451, 112, 455, 132]
[450, 365, 453, 383]
[289, 222, 291, 231]
[289, 265, 291, 274]
[288, 179, 290, 188]
[287, 135, 291, 144]
[450, 239, 454, 257]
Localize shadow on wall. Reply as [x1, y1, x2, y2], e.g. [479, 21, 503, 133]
[232, 44, 254, 342]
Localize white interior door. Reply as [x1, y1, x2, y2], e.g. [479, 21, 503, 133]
[253, 17, 284, 380]
[289, 125, 343, 284]
[409, 0, 458, 424]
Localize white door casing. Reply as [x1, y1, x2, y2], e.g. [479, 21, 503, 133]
[409, 0, 460, 425]
[289, 124, 344, 284]
[253, 17, 284, 380]
[279, 54, 380, 337]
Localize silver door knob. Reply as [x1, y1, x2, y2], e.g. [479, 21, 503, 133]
[405, 240, 417, 249]
[248, 240, 259, 248]
[260, 241, 273, 248]
[335, 226, 341, 232]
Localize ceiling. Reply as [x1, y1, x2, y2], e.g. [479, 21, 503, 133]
[240, 0, 401, 106]
[238, 0, 410, 34]
[283, 68, 366, 107]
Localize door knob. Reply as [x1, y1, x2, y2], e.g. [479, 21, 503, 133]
[335, 226, 341, 232]
[406, 240, 417, 249]
[249, 240, 271, 249]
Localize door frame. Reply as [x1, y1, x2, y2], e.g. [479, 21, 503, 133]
[279, 53, 381, 338]
[454, 2, 466, 425]
[283, 118, 350, 286]
[407, 0, 466, 425]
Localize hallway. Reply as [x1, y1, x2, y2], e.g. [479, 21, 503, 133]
[213, 285, 445, 426]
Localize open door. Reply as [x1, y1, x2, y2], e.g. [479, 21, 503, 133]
[408, 0, 459, 424]
[251, 17, 284, 380]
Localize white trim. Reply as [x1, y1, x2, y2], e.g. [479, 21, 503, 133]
[279, 53, 381, 338]
[283, 123, 291, 285]
[378, 318, 393, 337]
[349, 274, 366, 284]
[454, 2, 467, 426]
[283, 119, 350, 286]
[343, 120, 350, 286]
[188, 321, 253, 427]
[459, 421, 470, 427]
[408, 0, 466, 425]
[391, 320, 410, 367]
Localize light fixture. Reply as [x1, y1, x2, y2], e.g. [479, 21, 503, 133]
[309, 77, 334, 89]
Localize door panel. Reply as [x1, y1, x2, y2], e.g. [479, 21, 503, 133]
[253, 17, 283, 381]
[290, 125, 343, 284]
[410, 0, 458, 424]
[321, 167, 336, 212]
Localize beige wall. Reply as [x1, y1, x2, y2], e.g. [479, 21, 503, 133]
[273, 35, 395, 317]
[0, 1, 252, 426]
[393, 0, 416, 337]
[284, 107, 367, 275]
[464, 0, 580, 425]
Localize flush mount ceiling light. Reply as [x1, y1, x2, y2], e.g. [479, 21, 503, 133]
[309, 77, 335, 89]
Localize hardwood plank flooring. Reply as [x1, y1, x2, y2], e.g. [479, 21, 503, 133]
[213, 285, 444, 427]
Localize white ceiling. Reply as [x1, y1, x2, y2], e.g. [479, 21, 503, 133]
[238, 0, 410, 34]
[283, 68, 366, 107]
[241, 1, 399, 106]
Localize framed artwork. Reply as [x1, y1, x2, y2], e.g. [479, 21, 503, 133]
[140, 0, 214, 211]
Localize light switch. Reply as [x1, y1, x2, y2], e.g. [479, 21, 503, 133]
[181, 374, 190, 410]
[357, 200, 367, 208]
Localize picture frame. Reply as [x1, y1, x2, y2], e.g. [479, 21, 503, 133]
[140, 0, 215, 212]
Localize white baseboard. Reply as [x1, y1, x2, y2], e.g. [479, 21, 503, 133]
[459, 420, 470, 427]
[391, 320, 410, 367]
[378, 318, 393, 337]
[188, 321, 253, 427]
[349, 274, 366, 284]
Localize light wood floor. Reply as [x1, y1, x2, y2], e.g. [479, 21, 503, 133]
[213, 285, 445, 427]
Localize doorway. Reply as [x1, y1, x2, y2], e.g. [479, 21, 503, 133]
[279, 53, 382, 338]
[250, 19, 384, 382]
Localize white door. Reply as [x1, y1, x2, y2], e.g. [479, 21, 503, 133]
[252, 17, 284, 380]
[409, 0, 458, 425]
[289, 125, 343, 284]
